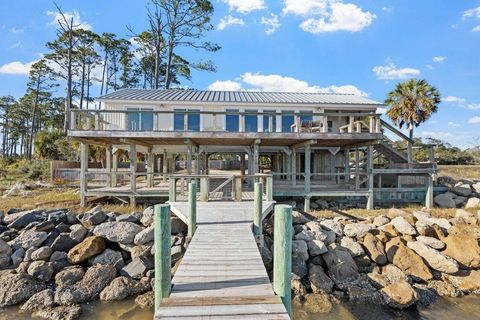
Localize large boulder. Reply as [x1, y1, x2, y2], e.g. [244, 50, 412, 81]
[307, 240, 327, 256]
[7, 210, 45, 229]
[434, 193, 456, 208]
[390, 217, 417, 235]
[385, 237, 433, 281]
[8, 230, 48, 250]
[120, 256, 154, 279]
[51, 234, 78, 253]
[319, 219, 343, 236]
[362, 233, 387, 265]
[413, 211, 451, 232]
[79, 205, 107, 228]
[292, 240, 309, 261]
[407, 241, 459, 274]
[88, 248, 124, 270]
[27, 261, 54, 281]
[171, 217, 187, 234]
[0, 271, 46, 307]
[134, 226, 154, 245]
[451, 186, 472, 197]
[140, 207, 154, 226]
[465, 198, 480, 209]
[135, 291, 154, 309]
[93, 222, 144, 244]
[291, 210, 310, 225]
[339, 237, 364, 257]
[343, 223, 374, 239]
[322, 243, 359, 284]
[292, 252, 308, 278]
[33, 305, 82, 320]
[443, 270, 480, 293]
[69, 225, 88, 243]
[416, 236, 445, 250]
[67, 236, 106, 264]
[435, 226, 480, 268]
[308, 264, 334, 294]
[99, 276, 149, 301]
[55, 266, 84, 287]
[20, 289, 55, 312]
[31, 246, 52, 261]
[380, 281, 418, 309]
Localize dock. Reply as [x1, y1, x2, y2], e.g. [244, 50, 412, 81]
[155, 201, 290, 319]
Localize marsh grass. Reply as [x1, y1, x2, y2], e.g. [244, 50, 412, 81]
[438, 165, 480, 180]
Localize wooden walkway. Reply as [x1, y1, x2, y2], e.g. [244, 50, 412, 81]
[155, 201, 290, 319]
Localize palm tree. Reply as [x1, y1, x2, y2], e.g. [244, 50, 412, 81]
[385, 79, 441, 140]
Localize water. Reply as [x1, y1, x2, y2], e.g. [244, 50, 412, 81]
[2, 296, 480, 319]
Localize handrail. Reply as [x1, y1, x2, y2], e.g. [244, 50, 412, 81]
[380, 119, 414, 144]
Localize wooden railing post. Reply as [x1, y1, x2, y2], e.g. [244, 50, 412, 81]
[188, 181, 197, 238]
[425, 173, 434, 209]
[154, 204, 171, 311]
[254, 182, 263, 237]
[169, 177, 177, 202]
[273, 204, 292, 316]
[234, 176, 242, 202]
[266, 175, 273, 201]
[200, 177, 209, 202]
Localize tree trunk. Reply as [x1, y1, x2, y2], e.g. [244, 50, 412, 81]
[86, 63, 91, 109]
[28, 76, 41, 159]
[64, 25, 73, 134]
[165, 41, 174, 89]
[99, 50, 108, 109]
[79, 56, 86, 109]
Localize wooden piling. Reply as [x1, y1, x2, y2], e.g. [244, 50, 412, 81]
[188, 181, 197, 238]
[154, 204, 171, 311]
[200, 177, 209, 202]
[253, 182, 263, 236]
[273, 204, 292, 316]
[168, 177, 176, 202]
[266, 175, 273, 201]
[425, 174, 434, 209]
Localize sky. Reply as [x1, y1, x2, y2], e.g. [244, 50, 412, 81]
[0, 0, 479, 148]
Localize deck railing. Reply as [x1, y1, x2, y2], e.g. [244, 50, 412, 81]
[68, 109, 382, 134]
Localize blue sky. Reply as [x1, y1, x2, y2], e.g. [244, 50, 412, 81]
[0, 0, 479, 148]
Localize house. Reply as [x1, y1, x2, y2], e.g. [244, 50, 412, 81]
[68, 88, 437, 209]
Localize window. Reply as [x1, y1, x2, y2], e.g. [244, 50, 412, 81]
[174, 109, 200, 131]
[263, 111, 276, 132]
[128, 108, 153, 131]
[226, 109, 239, 132]
[282, 110, 294, 132]
[245, 109, 258, 132]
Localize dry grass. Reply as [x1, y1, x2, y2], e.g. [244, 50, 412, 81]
[438, 165, 480, 180]
[0, 188, 80, 212]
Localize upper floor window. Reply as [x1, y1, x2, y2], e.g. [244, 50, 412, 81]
[245, 109, 258, 132]
[282, 110, 294, 133]
[263, 110, 276, 132]
[128, 108, 153, 131]
[174, 109, 200, 131]
[226, 109, 239, 132]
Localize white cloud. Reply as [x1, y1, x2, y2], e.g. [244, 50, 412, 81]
[382, 6, 393, 13]
[432, 56, 446, 62]
[11, 27, 24, 34]
[463, 6, 480, 19]
[207, 72, 367, 97]
[420, 131, 454, 139]
[223, 0, 265, 14]
[468, 116, 480, 124]
[448, 121, 460, 127]
[46, 10, 92, 30]
[208, 80, 243, 91]
[217, 15, 245, 30]
[372, 61, 420, 80]
[283, 0, 375, 33]
[473, 25, 480, 32]
[9, 41, 22, 49]
[466, 103, 480, 110]
[444, 96, 466, 103]
[0, 60, 35, 75]
[261, 14, 280, 35]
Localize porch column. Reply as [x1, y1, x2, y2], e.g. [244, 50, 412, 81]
[106, 145, 112, 187]
[344, 148, 350, 183]
[240, 153, 246, 175]
[147, 148, 154, 188]
[291, 148, 296, 186]
[80, 142, 88, 207]
[355, 148, 360, 189]
[312, 152, 318, 180]
[112, 150, 118, 187]
[162, 150, 168, 182]
[425, 173, 434, 209]
[130, 144, 137, 206]
[305, 145, 311, 194]
[366, 146, 374, 210]
[252, 140, 260, 174]
[194, 147, 200, 175]
[205, 153, 210, 175]
[286, 152, 291, 182]
[187, 145, 193, 175]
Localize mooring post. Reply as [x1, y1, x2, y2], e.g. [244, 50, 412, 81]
[168, 177, 176, 202]
[188, 181, 197, 238]
[425, 173, 434, 209]
[154, 204, 171, 311]
[273, 204, 292, 316]
[253, 182, 263, 237]
[200, 177, 209, 202]
[266, 175, 273, 201]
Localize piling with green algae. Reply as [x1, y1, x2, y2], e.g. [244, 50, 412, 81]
[154, 204, 171, 311]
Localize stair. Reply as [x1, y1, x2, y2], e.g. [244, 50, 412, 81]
[373, 142, 408, 163]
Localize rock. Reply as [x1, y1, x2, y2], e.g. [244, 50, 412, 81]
[171, 217, 187, 234]
[362, 233, 387, 265]
[451, 186, 472, 197]
[413, 211, 451, 232]
[387, 208, 410, 220]
[292, 240, 309, 261]
[9, 230, 48, 250]
[319, 219, 343, 236]
[385, 237, 433, 281]
[55, 266, 84, 287]
[88, 249, 124, 271]
[0, 271, 46, 307]
[140, 207, 154, 226]
[0, 238, 12, 255]
[472, 182, 480, 193]
[135, 291, 154, 309]
[120, 256, 154, 279]
[307, 240, 327, 256]
[292, 210, 310, 225]
[443, 270, 480, 293]
[436, 228, 480, 268]
[20, 289, 54, 312]
[305, 221, 335, 243]
[11, 248, 25, 267]
[69, 225, 88, 243]
[294, 230, 315, 242]
[465, 198, 480, 209]
[308, 264, 334, 294]
[27, 261, 54, 281]
[390, 217, 417, 235]
[80, 205, 107, 227]
[292, 252, 308, 278]
[33, 305, 82, 320]
[322, 243, 359, 284]
[343, 223, 373, 239]
[434, 193, 456, 208]
[31, 246, 52, 261]
[134, 226, 154, 245]
[454, 197, 467, 206]
[381, 281, 418, 309]
[131, 245, 151, 260]
[93, 222, 144, 244]
[259, 246, 273, 270]
[407, 241, 459, 274]
[100, 276, 149, 301]
[117, 213, 139, 223]
[67, 236, 105, 264]
[339, 237, 364, 257]
[291, 276, 307, 296]
[50, 251, 68, 262]
[8, 212, 45, 230]
[373, 215, 390, 227]
[416, 236, 445, 250]
[293, 293, 333, 314]
[171, 245, 184, 265]
[339, 277, 381, 303]
[51, 234, 78, 252]
[427, 280, 460, 297]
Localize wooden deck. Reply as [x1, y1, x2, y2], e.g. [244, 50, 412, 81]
[155, 201, 290, 319]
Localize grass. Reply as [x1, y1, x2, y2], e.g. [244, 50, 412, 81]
[438, 165, 480, 180]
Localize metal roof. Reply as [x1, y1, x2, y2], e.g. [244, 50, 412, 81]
[98, 88, 382, 105]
